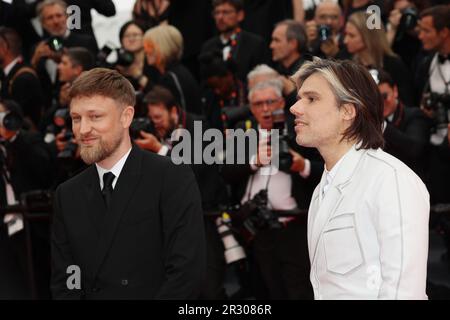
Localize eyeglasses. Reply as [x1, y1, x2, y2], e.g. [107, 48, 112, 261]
[250, 98, 281, 109]
[212, 9, 236, 17]
[123, 33, 143, 40]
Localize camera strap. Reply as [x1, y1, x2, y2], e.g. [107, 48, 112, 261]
[245, 166, 273, 203]
[168, 71, 186, 111]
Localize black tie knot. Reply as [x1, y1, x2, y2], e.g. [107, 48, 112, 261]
[102, 172, 115, 191]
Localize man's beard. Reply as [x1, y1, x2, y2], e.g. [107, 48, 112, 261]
[79, 132, 123, 165]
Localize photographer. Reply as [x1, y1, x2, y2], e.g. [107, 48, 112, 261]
[385, 0, 422, 70]
[416, 5, 450, 200]
[134, 85, 227, 299]
[0, 27, 44, 131]
[270, 19, 308, 77]
[40, 48, 94, 187]
[305, 1, 348, 59]
[0, 99, 52, 299]
[199, 50, 247, 132]
[111, 21, 148, 91]
[221, 80, 323, 299]
[30, 0, 97, 109]
[374, 69, 431, 178]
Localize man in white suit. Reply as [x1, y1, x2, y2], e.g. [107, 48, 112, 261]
[289, 58, 430, 300]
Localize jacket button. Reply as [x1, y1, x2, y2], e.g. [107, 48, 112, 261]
[92, 287, 100, 293]
[121, 279, 128, 286]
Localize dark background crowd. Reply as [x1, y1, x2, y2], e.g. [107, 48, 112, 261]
[0, 0, 449, 300]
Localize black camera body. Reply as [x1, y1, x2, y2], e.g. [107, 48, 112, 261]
[400, 7, 418, 31]
[45, 108, 78, 159]
[130, 117, 155, 140]
[233, 190, 282, 241]
[317, 24, 332, 43]
[272, 109, 293, 173]
[47, 36, 64, 52]
[97, 44, 134, 68]
[423, 92, 450, 128]
[221, 105, 251, 130]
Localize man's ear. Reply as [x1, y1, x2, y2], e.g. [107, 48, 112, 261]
[237, 10, 245, 23]
[438, 27, 449, 40]
[341, 103, 356, 121]
[122, 106, 135, 128]
[73, 65, 83, 77]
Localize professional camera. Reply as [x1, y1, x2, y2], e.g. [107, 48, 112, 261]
[221, 105, 251, 130]
[423, 92, 450, 128]
[395, 7, 418, 41]
[271, 109, 292, 173]
[0, 110, 23, 131]
[97, 43, 134, 68]
[44, 108, 78, 159]
[130, 117, 155, 140]
[317, 24, 332, 42]
[399, 7, 418, 31]
[47, 36, 64, 53]
[233, 189, 282, 243]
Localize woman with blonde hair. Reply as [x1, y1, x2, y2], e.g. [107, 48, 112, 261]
[344, 11, 414, 105]
[142, 24, 202, 115]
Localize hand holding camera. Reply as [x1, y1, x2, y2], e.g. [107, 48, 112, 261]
[31, 40, 62, 67]
[134, 130, 163, 153]
[288, 149, 306, 173]
[319, 37, 339, 58]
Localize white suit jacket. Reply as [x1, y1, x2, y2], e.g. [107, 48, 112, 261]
[308, 145, 429, 300]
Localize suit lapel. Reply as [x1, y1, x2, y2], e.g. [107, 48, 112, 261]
[308, 145, 366, 265]
[91, 146, 143, 278]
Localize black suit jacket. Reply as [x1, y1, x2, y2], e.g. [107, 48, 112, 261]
[383, 104, 431, 178]
[51, 145, 206, 299]
[201, 30, 270, 82]
[0, 130, 52, 207]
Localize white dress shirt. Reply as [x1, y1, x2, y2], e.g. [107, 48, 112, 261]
[95, 147, 132, 190]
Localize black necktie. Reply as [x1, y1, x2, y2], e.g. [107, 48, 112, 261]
[102, 172, 115, 208]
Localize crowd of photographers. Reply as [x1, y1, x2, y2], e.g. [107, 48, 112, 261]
[0, 0, 449, 299]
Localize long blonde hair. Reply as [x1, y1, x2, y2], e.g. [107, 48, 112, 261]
[347, 11, 396, 69]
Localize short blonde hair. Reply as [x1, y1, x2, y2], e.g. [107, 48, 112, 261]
[143, 25, 183, 67]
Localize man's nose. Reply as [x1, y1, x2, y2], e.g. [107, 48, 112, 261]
[79, 118, 92, 135]
[290, 100, 302, 116]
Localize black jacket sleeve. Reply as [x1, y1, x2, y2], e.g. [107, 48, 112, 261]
[155, 163, 206, 299]
[50, 186, 83, 299]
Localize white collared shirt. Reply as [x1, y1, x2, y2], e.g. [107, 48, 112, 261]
[321, 146, 352, 196]
[95, 147, 132, 190]
[3, 57, 21, 77]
